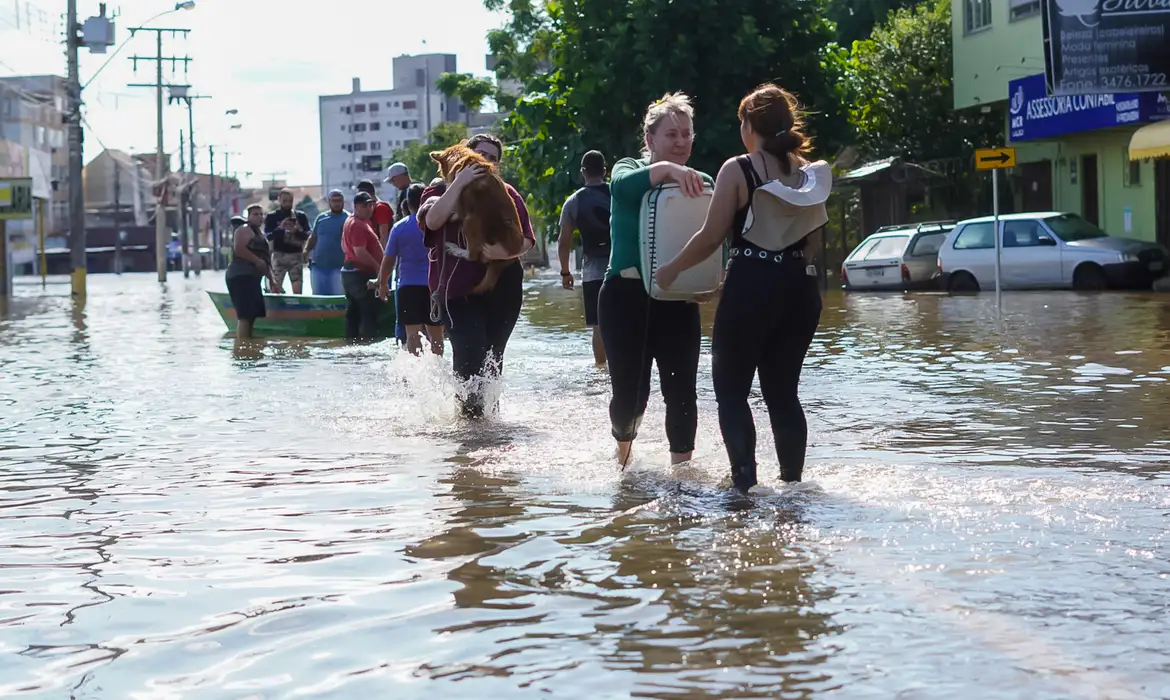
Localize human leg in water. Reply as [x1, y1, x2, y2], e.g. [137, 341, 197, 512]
[443, 262, 523, 418]
[598, 277, 652, 466]
[650, 298, 701, 464]
[757, 277, 822, 483]
[711, 278, 764, 491]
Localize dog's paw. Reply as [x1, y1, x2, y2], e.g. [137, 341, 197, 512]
[444, 242, 472, 260]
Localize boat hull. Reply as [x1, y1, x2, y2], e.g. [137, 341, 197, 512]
[207, 290, 397, 338]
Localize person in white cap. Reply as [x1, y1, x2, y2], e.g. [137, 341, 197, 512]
[384, 162, 411, 221]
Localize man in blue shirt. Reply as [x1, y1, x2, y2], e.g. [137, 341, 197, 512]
[305, 189, 348, 296]
[378, 183, 443, 355]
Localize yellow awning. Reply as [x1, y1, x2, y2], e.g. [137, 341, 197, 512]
[1129, 120, 1170, 160]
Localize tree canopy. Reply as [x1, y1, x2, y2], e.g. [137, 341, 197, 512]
[436, 73, 497, 124]
[484, 0, 846, 237]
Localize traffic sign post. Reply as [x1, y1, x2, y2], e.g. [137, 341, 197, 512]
[975, 149, 1015, 310]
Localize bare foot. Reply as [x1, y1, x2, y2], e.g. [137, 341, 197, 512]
[616, 441, 634, 468]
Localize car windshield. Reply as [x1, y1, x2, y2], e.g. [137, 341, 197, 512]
[864, 236, 910, 260]
[1044, 214, 1108, 242]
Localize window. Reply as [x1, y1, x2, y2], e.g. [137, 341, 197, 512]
[352, 123, 366, 132]
[416, 68, 426, 87]
[864, 236, 910, 260]
[402, 100, 417, 110]
[393, 120, 401, 127]
[353, 142, 367, 152]
[1044, 213, 1107, 241]
[354, 104, 366, 113]
[394, 101, 400, 107]
[953, 223, 995, 249]
[1124, 154, 1141, 187]
[370, 121, 380, 131]
[965, 0, 992, 32]
[342, 106, 351, 114]
[341, 125, 346, 131]
[369, 103, 379, 112]
[1009, 0, 1040, 20]
[395, 140, 402, 147]
[370, 141, 381, 150]
[1002, 220, 1047, 247]
[910, 232, 948, 256]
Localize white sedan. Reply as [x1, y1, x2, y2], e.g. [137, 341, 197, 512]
[937, 212, 1169, 292]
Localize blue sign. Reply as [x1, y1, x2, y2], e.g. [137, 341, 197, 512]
[1008, 73, 1170, 142]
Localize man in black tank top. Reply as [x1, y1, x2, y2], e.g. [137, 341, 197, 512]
[558, 150, 611, 364]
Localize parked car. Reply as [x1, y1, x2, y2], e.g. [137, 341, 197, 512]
[937, 212, 1169, 292]
[841, 221, 955, 291]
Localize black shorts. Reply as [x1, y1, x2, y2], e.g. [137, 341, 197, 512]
[583, 279, 602, 326]
[226, 274, 266, 321]
[396, 284, 436, 326]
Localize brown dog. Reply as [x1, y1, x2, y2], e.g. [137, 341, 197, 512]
[429, 143, 525, 294]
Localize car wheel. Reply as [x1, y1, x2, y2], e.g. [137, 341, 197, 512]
[948, 271, 979, 293]
[1072, 264, 1107, 291]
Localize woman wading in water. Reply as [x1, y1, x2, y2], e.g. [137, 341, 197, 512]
[599, 92, 714, 467]
[656, 83, 829, 492]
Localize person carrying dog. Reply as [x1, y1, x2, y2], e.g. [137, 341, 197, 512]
[417, 133, 536, 418]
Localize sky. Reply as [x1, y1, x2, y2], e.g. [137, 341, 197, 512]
[0, 0, 504, 188]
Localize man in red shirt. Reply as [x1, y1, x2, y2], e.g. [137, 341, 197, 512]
[357, 180, 393, 247]
[341, 191, 385, 340]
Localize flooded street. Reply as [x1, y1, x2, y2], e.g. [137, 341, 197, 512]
[1, 273, 1168, 699]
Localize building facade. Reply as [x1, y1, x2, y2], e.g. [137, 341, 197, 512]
[83, 149, 154, 228]
[318, 54, 464, 197]
[952, 0, 1170, 245]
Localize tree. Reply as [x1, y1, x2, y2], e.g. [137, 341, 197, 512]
[829, 0, 924, 48]
[389, 121, 470, 184]
[844, 0, 1002, 215]
[484, 0, 848, 240]
[435, 72, 497, 125]
[845, 0, 1001, 165]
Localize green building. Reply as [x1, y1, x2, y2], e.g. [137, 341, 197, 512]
[951, 0, 1170, 246]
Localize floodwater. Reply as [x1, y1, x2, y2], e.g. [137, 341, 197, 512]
[1, 273, 1168, 699]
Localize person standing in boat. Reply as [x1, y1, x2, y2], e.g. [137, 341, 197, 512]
[418, 133, 536, 418]
[341, 191, 385, 340]
[225, 204, 275, 340]
[264, 188, 312, 294]
[305, 189, 348, 296]
[380, 182, 444, 355]
[558, 150, 611, 365]
[655, 83, 829, 491]
[599, 92, 714, 468]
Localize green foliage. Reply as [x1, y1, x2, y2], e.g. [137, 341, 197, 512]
[485, 0, 848, 240]
[845, 0, 1001, 165]
[298, 195, 320, 222]
[436, 72, 498, 124]
[829, 0, 924, 48]
[389, 121, 470, 184]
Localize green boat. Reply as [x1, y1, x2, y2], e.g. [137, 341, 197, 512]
[207, 290, 398, 338]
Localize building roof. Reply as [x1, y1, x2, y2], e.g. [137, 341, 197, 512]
[836, 157, 942, 186]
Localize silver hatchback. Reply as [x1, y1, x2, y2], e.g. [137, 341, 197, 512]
[842, 221, 955, 291]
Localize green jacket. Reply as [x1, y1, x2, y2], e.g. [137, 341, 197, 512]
[605, 156, 715, 280]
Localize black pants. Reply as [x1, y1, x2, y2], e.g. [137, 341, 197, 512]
[712, 255, 821, 490]
[443, 260, 524, 417]
[342, 269, 380, 340]
[598, 276, 700, 454]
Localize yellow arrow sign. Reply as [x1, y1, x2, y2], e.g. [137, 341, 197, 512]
[975, 147, 1016, 170]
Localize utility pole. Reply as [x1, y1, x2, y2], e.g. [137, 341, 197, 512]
[178, 128, 188, 277]
[127, 26, 191, 282]
[172, 93, 212, 275]
[113, 159, 122, 274]
[66, 0, 86, 298]
[208, 144, 216, 270]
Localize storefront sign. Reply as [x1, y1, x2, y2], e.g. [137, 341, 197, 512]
[1042, 0, 1170, 96]
[1009, 73, 1170, 141]
[0, 178, 33, 221]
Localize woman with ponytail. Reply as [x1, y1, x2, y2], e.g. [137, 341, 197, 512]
[655, 83, 831, 492]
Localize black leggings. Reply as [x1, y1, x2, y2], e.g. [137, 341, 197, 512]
[342, 269, 380, 340]
[598, 276, 700, 454]
[712, 255, 821, 490]
[443, 260, 524, 417]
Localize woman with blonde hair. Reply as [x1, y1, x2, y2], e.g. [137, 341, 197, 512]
[656, 84, 830, 491]
[599, 92, 714, 467]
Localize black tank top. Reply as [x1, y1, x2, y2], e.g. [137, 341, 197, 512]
[731, 154, 806, 253]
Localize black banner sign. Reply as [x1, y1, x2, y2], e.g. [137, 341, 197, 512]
[1043, 0, 1170, 95]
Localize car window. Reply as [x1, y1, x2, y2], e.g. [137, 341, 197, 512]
[952, 223, 994, 250]
[1002, 220, 1047, 247]
[1044, 213, 1107, 241]
[846, 238, 880, 261]
[864, 236, 910, 260]
[910, 232, 947, 256]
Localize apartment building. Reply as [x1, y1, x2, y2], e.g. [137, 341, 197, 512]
[318, 54, 463, 197]
[952, 0, 1170, 245]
